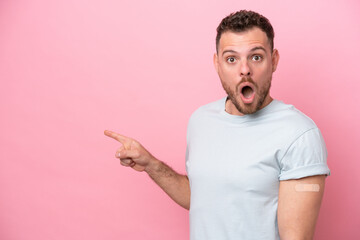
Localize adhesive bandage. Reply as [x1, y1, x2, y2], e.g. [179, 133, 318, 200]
[295, 184, 320, 192]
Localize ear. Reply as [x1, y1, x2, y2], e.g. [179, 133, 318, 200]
[271, 49, 280, 72]
[213, 53, 219, 73]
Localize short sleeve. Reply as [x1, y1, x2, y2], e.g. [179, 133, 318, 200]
[279, 128, 331, 180]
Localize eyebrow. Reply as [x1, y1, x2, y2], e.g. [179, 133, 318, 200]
[222, 50, 237, 56]
[250, 46, 266, 52]
[222, 46, 266, 56]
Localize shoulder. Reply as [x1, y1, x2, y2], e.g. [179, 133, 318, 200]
[259, 100, 323, 151]
[270, 100, 318, 132]
[188, 97, 225, 122]
[186, 97, 225, 138]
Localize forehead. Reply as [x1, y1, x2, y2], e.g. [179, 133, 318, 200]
[218, 27, 270, 53]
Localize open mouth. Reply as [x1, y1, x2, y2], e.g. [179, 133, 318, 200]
[241, 86, 254, 99]
[239, 84, 256, 104]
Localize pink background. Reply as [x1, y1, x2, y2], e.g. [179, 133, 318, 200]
[1, 0, 359, 239]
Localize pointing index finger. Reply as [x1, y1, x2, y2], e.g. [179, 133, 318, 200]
[104, 130, 128, 144]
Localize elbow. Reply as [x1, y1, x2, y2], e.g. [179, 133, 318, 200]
[180, 202, 190, 210]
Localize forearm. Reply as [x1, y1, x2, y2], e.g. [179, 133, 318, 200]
[145, 158, 190, 210]
[104, 130, 190, 209]
[278, 175, 326, 240]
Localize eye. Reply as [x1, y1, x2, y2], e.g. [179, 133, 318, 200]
[252, 55, 262, 61]
[226, 57, 236, 63]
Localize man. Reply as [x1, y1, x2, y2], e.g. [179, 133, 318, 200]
[105, 10, 330, 240]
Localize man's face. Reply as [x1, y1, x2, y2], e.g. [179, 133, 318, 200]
[214, 27, 279, 115]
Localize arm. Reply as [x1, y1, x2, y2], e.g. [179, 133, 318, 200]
[104, 130, 190, 210]
[277, 175, 326, 240]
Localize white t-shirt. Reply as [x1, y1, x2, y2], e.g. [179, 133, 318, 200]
[185, 97, 330, 240]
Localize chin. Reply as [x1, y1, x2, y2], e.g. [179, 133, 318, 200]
[232, 98, 258, 115]
[239, 104, 259, 115]
[239, 95, 269, 114]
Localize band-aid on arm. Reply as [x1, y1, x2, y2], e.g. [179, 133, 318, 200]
[295, 184, 320, 192]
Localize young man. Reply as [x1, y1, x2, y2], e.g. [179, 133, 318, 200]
[105, 10, 330, 240]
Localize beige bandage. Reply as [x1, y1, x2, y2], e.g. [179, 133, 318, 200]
[295, 184, 320, 192]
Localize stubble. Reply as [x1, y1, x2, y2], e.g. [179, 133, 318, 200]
[222, 77, 271, 115]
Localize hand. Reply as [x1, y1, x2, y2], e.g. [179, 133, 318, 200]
[104, 130, 156, 172]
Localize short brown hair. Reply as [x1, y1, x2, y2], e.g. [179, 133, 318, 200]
[216, 10, 274, 53]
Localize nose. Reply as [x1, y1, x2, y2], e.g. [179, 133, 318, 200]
[239, 60, 251, 77]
